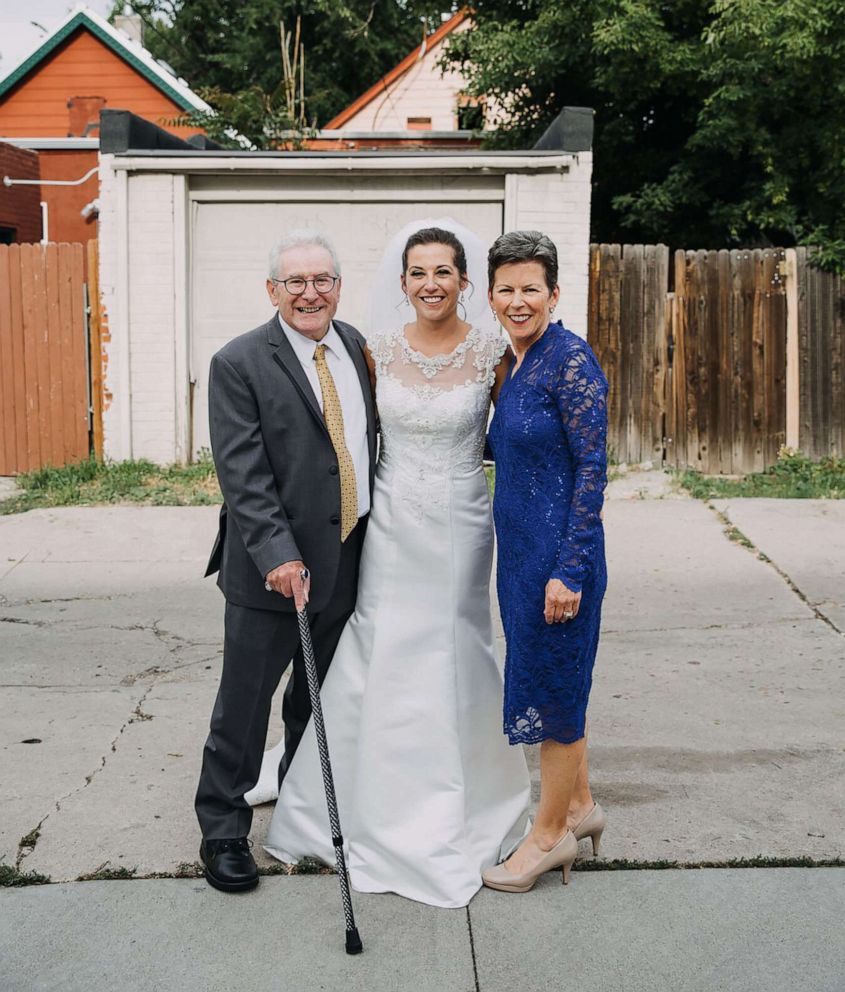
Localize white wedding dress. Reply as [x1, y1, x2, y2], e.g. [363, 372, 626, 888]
[263, 324, 531, 908]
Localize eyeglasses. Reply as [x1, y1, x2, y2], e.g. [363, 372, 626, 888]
[271, 275, 339, 295]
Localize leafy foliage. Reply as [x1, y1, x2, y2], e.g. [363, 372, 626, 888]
[445, 1, 845, 253]
[118, 1, 444, 146]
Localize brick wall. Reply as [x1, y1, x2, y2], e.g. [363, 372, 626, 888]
[126, 172, 177, 463]
[0, 142, 42, 243]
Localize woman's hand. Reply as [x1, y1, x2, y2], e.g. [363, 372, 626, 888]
[544, 578, 581, 624]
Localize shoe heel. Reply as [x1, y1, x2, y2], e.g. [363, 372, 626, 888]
[562, 862, 571, 885]
[590, 826, 604, 857]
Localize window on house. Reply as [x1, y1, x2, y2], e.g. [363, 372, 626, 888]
[407, 117, 432, 130]
[457, 103, 485, 131]
[457, 94, 486, 132]
[0, 226, 16, 245]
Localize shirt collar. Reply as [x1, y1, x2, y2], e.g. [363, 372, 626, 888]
[277, 313, 343, 363]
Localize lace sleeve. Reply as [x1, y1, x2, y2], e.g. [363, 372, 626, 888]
[549, 341, 608, 594]
[368, 330, 398, 378]
[473, 328, 508, 389]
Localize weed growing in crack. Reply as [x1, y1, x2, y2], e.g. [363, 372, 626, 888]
[77, 863, 138, 881]
[573, 855, 844, 872]
[18, 828, 40, 849]
[0, 863, 50, 887]
[724, 525, 754, 549]
[260, 858, 333, 877]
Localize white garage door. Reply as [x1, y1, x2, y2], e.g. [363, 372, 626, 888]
[189, 175, 504, 455]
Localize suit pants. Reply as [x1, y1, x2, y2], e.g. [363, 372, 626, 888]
[195, 519, 364, 840]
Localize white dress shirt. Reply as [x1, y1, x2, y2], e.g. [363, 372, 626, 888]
[278, 315, 370, 517]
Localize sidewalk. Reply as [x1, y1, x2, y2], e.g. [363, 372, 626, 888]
[1, 474, 843, 990]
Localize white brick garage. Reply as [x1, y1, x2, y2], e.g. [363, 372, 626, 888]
[98, 151, 592, 463]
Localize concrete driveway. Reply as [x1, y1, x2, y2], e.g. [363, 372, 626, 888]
[1, 477, 842, 991]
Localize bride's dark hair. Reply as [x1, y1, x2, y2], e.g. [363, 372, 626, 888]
[402, 227, 468, 277]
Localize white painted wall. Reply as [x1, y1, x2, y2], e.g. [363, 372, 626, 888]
[508, 153, 593, 341]
[98, 153, 592, 464]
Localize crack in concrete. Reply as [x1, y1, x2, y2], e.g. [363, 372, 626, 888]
[0, 616, 48, 627]
[0, 551, 29, 587]
[710, 504, 844, 637]
[466, 907, 481, 992]
[15, 681, 158, 870]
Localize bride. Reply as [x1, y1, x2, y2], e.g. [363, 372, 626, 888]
[258, 220, 530, 908]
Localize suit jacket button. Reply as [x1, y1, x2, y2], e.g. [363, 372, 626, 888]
[331, 515, 340, 525]
[329, 465, 338, 475]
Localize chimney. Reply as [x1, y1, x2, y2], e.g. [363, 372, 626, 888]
[114, 13, 145, 45]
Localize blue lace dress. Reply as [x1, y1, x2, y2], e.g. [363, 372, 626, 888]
[489, 322, 608, 745]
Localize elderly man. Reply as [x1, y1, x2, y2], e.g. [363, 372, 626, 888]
[195, 230, 376, 892]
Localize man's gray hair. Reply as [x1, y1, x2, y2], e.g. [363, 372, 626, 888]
[268, 228, 342, 279]
[487, 230, 558, 292]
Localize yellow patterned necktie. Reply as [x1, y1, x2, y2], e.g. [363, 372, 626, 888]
[313, 343, 358, 541]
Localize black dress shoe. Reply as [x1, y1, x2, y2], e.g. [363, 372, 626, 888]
[200, 837, 259, 893]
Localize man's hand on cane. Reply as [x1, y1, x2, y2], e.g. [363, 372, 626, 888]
[265, 561, 311, 610]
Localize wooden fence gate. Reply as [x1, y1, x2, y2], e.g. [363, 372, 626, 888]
[588, 243, 842, 473]
[0, 241, 101, 475]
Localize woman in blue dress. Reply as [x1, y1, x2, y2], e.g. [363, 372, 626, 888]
[482, 231, 608, 892]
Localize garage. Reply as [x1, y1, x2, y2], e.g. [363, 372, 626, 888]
[98, 148, 592, 463]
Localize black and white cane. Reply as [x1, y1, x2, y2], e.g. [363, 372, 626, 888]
[295, 567, 363, 956]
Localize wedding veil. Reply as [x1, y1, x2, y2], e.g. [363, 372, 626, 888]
[365, 217, 499, 338]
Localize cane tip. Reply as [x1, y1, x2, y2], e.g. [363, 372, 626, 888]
[345, 928, 363, 955]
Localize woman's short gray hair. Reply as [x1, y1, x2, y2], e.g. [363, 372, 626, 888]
[487, 230, 558, 292]
[268, 229, 341, 279]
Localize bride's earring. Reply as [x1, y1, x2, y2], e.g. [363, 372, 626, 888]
[403, 293, 410, 308]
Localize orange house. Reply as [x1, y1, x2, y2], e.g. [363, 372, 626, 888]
[0, 6, 208, 244]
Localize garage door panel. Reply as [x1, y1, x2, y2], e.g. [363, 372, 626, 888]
[191, 195, 503, 455]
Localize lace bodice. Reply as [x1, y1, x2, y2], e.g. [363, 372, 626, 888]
[369, 326, 507, 514]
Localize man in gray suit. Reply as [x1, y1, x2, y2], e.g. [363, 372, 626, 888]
[195, 230, 376, 892]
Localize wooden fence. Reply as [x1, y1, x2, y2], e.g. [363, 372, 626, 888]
[794, 247, 845, 460]
[588, 243, 843, 473]
[0, 242, 94, 475]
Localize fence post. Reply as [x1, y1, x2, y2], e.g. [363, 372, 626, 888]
[784, 248, 800, 449]
[87, 239, 104, 460]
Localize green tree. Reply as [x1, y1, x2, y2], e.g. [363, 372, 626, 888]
[446, 0, 845, 254]
[120, 0, 443, 146]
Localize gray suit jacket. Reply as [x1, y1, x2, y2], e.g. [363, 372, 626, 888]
[204, 314, 377, 614]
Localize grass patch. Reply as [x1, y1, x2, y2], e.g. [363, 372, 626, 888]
[0, 452, 221, 515]
[678, 450, 845, 499]
[0, 863, 50, 887]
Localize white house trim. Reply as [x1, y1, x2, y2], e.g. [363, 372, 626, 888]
[108, 153, 574, 174]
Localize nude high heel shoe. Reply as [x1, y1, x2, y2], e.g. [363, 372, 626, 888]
[481, 831, 578, 892]
[572, 802, 606, 856]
